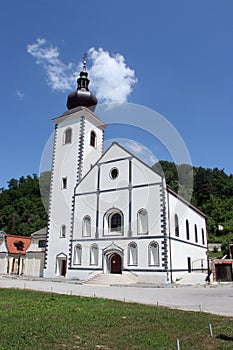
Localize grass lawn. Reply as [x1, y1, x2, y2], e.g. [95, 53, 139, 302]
[0, 289, 233, 349]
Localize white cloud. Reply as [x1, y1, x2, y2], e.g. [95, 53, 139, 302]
[88, 48, 137, 103]
[26, 38, 78, 91]
[27, 39, 137, 102]
[16, 90, 24, 99]
[124, 140, 145, 154]
[127, 141, 157, 165]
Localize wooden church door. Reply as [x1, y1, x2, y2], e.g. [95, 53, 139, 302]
[111, 254, 122, 274]
[61, 260, 67, 276]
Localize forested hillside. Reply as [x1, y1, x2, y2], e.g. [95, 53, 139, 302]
[1, 164, 233, 244]
[153, 161, 233, 244]
[0, 175, 48, 236]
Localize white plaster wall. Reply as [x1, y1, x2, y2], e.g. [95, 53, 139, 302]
[70, 145, 167, 282]
[99, 160, 129, 191]
[74, 146, 163, 239]
[68, 237, 166, 282]
[73, 193, 97, 239]
[101, 143, 130, 162]
[82, 118, 103, 178]
[0, 253, 7, 274]
[98, 190, 129, 236]
[131, 186, 161, 235]
[0, 239, 8, 274]
[0, 238, 8, 253]
[131, 158, 162, 186]
[169, 239, 207, 281]
[45, 109, 104, 278]
[25, 255, 33, 276]
[168, 191, 207, 245]
[77, 166, 99, 193]
[27, 238, 45, 252]
[26, 253, 45, 277]
[167, 190, 207, 280]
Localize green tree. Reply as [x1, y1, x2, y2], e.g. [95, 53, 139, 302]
[0, 175, 48, 236]
[153, 161, 233, 243]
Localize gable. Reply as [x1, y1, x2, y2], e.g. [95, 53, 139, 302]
[76, 142, 163, 195]
[100, 142, 132, 163]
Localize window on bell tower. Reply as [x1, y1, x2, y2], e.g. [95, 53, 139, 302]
[62, 177, 67, 189]
[64, 128, 72, 144]
[60, 225, 66, 238]
[90, 131, 96, 148]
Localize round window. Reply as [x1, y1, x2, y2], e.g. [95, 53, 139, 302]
[110, 167, 119, 180]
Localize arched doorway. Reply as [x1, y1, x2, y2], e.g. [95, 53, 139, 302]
[110, 253, 122, 274]
[56, 254, 67, 277]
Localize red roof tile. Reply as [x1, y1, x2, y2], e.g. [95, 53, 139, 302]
[6, 235, 31, 255]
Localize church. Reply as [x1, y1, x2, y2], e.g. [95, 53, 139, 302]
[44, 59, 208, 284]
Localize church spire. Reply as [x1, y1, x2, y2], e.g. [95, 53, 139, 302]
[82, 53, 87, 72]
[66, 54, 97, 112]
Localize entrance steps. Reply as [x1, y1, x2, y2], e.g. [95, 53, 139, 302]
[84, 273, 137, 286]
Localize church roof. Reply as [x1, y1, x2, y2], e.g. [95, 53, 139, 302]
[31, 227, 47, 237]
[167, 186, 206, 217]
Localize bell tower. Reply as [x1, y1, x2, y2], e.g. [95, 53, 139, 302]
[44, 57, 106, 278]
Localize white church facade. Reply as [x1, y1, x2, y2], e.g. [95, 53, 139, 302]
[44, 61, 208, 284]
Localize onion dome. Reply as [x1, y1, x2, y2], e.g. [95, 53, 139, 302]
[67, 54, 97, 112]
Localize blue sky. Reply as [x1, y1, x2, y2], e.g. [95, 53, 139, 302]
[1, 1, 233, 189]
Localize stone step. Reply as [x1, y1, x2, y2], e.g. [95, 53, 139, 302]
[85, 273, 137, 286]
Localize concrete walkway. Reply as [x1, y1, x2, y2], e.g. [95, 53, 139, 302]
[0, 276, 233, 317]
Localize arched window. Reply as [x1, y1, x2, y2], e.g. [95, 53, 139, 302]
[202, 228, 205, 245]
[128, 242, 138, 266]
[90, 244, 98, 265]
[64, 128, 72, 144]
[82, 216, 91, 237]
[137, 209, 148, 234]
[194, 224, 198, 243]
[109, 212, 122, 232]
[148, 241, 159, 266]
[74, 244, 82, 265]
[186, 220, 190, 240]
[175, 214, 179, 237]
[103, 209, 124, 235]
[60, 225, 66, 238]
[90, 131, 96, 148]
